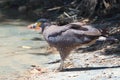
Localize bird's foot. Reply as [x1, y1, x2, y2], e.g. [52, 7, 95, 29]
[53, 67, 64, 72]
[53, 69, 60, 72]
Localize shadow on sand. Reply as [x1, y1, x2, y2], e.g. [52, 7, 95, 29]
[63, 65, 120, 72]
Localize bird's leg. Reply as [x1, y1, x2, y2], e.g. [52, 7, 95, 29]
[57, 51, 70, 71]
[58, 58, 64, 71]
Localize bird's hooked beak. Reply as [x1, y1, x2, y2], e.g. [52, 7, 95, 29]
[27, 22, 41, 31]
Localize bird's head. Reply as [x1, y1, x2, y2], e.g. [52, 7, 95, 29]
[27, 18, 50, 32]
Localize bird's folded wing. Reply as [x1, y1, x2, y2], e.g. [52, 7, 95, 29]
[70, 28, 101, 36]
[44, 25, 71, 37]
[69, 25, 102, 36]
[45, 24, 101, 38]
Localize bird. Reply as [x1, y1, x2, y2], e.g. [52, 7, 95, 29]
[27, 18, 117, 71]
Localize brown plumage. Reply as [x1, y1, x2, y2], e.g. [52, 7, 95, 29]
[28, 19, 108, 71]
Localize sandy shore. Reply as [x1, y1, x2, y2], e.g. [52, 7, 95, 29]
[0, 22, 120, 80]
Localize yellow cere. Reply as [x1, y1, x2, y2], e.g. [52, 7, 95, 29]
[35, 22, 41, 30]
[37, 22, 41, 27]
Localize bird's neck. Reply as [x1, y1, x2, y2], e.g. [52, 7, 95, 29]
[41, 22, 51, 33]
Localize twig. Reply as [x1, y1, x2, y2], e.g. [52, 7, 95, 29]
[64, 12, 71, 18]
[47, 7, 61, 11]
